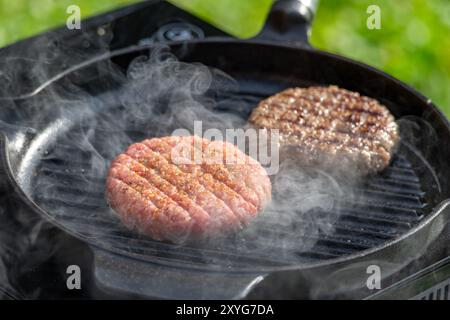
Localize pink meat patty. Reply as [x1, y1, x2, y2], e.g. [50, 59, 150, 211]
[106, 136, 272, 242]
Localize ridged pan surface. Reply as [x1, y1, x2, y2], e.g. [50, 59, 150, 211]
[3, 42, 445, 272]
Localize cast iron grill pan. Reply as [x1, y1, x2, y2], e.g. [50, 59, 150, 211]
[1, 0, 450, 298]
[1, 41, 449, 302]
[4, 42, 444, 274]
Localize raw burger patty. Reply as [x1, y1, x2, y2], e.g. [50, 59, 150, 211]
[106, 136, 271, 242]
[248, 85, 399, 175]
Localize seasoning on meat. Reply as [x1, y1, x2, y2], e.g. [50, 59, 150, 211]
[248, 85, 399, 175]
[106, 136, 272, 242]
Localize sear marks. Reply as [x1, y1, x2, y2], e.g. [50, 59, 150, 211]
[248, 86, 399, 175]
[106, 136, 272, 243]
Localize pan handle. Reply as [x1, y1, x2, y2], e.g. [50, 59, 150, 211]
[254, 0, 319, 46]
[92, 248, 265, 299]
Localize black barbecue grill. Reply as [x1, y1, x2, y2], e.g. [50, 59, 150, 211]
[0, 0, 450, 299]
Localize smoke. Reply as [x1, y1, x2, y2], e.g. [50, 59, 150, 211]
[0, 203, 16, 298]
[209, 159, 348, 263]
[0, 28, 118, 299]
[0, 184, 61, 300]
[0, 37, 351, 289]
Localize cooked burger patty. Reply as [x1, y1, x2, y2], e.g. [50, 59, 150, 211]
[248, 86, 399, 175]
[106, 136, 271, 242]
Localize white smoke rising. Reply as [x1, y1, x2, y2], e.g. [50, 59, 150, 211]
[0, 42, 351, 267]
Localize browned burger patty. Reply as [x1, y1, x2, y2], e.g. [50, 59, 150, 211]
[106, 136, 271, 242]
[248, 86, 399, 175]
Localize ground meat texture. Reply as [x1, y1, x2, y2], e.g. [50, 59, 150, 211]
[248, 86, 399, 175]
[106, 136, 272, 242]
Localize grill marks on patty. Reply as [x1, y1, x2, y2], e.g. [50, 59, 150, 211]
[106, 136, 271, 242]
[111, 154, 210, 234]
[173, 136, 262, 209]
[249, 86, 399, 174]
[126, 142, 240, 231]
[143, 137, 258, 221]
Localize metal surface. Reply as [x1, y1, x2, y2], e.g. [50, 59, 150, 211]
[256, 0, 312, 45]
[0, 287, 18, 300]
[275, 0, 319, 21]
[367, 256, 450, 300]
[414, 280, 450, 300]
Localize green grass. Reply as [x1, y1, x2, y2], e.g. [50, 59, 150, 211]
[0, 0, 141, 45]
[168, 0, 273, 38]
[0, 0, 448, 117]
[310, 0, 450, 117]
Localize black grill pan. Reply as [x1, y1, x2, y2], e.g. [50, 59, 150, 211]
[0, 0, 449, 299]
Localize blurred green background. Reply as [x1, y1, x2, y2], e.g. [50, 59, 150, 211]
[0, 0, 449, 117]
